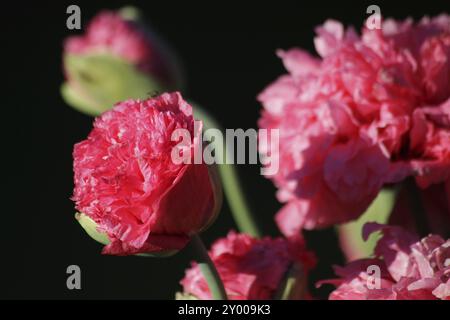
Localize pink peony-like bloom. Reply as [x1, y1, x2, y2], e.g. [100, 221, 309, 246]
[179, 232, 316, 300]
[64, 10, 170, 81]
[259, 15, 450, 235]
[322, 223, 450, 300]
[72, 92, 221, 255]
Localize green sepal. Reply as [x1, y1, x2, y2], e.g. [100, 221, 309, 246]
[136, 251, 178, 258]
[175, 292, 199, 300]
[338, 187, 399, 260]
[75, 212, 110, 245]
[62, 53, 164, 116]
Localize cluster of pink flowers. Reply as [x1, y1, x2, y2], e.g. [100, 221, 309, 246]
[324, 223, 449, 300]
[67, 9, 450, 301]
[180, 231, 316, 299]
[258, 15, 450, 236]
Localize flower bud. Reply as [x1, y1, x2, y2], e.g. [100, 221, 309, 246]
[72, 92, 221, 255]
[62, 8, 184, 116]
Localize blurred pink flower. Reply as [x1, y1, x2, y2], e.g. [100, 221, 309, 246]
[322, 223, 450, 300]
[72, 92, 220, 255]
[180, 232, 316, 300]
[258, 15, 450, 235]
[64, 10, 176, 86]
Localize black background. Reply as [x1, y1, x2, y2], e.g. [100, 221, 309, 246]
[2, 0, 449, 299]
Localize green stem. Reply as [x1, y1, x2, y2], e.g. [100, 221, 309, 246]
[404, 178, 429, 237]
[193, 104, 263, 238]
[274, 263, 306, 300]
[191, 235, 228, 300]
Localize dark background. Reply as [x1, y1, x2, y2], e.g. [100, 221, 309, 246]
[3, 0, 449, 299]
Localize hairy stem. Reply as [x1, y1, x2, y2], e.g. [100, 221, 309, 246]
[193, 103, 263, 238]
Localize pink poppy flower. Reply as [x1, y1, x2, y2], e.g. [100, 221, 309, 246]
[322, 223, 450, 300]
[62, 9, 183, 116]
[64, 10, 172, 82]
[258, 15, 450, 235]
[72, 92, 221, 255]
[179, 232, 316, 300]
